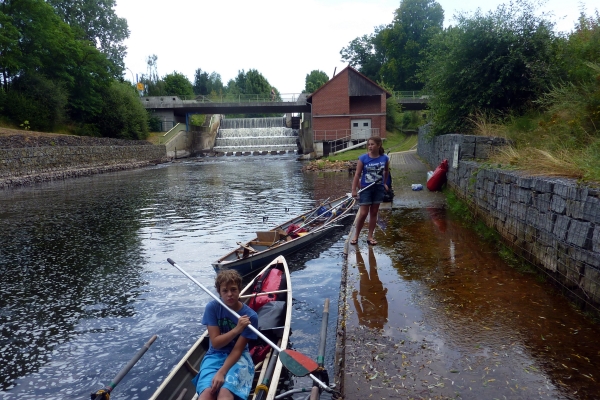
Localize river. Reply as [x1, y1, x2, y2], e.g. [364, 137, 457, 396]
[1, 156, 599, 400]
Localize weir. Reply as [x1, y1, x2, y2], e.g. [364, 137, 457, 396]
[213, 117, 298, 154]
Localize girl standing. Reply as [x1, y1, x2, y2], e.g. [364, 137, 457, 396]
[350, 136, 390, 246]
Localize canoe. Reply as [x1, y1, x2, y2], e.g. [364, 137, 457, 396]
[150, 255, 293, 400]
[213, 195, 356, 278]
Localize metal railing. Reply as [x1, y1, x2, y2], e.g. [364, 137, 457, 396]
[392, 91, 429, 99]
[159, 122, 184, 144]
[142, 93, 305, 104]
[313, 128, 380, 142]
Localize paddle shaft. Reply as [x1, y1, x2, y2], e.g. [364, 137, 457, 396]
[94, 334, 157, 400]
[166, 259, 331, 391]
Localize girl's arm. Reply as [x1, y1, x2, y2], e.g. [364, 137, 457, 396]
[383, 159, 390, 190]
[351, 160, 364, 197]
[209, 336, 250, 394]
[207, 314, 252, 350]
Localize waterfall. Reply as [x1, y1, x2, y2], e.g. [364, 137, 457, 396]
[213, 117, 298, 154]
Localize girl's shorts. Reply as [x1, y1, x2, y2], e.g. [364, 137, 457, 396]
[359, 184, 384, 206]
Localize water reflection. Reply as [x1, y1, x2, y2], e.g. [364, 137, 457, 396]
[0, 157, 354, 399]
[351, 246, 388, 330]
[369, 208, 600, 398]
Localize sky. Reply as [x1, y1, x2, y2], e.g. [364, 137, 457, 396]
[115, 0, 596, 94]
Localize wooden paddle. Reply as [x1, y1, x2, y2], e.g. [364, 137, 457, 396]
[166, 258, 332, 392]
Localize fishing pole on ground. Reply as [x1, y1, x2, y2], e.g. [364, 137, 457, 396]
[91, 334, 157, 400]
[166, 258, 333, 392]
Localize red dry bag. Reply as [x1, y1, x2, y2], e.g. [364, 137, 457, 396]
[426, 159, 449, 191]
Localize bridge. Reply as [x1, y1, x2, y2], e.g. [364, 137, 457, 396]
[142, 92, 429, 130]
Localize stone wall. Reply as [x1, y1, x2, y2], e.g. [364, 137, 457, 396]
[0, 145, 167, 189]
[418, 126, 600, 305]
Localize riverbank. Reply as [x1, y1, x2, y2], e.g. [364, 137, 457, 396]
[0, 128, 167, 189]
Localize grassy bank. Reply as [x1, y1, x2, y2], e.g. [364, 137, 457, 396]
[325, 130, 417, 162]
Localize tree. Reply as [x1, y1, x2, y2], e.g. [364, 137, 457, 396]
[380, 0, 444, 90]
[95, 81, 149, 139]
[304, 70, 329, 93]
[163, 72, 194, 96]
[193, 69, 224, 95]
[3, 73, 68, 131]
[340, 27, 388, 82]
[419, 0, 561, 134]
[193, 68, 209, 95]
[47, 0, 129, 76]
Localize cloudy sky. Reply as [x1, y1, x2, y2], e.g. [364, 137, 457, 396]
[115, 0, 596, 94]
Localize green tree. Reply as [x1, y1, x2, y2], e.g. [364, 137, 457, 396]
[380, 0, 444, 90]
[95, 81, 149, 139]
[3, 73, 68, 131]
[304, 70, 329, 93]
[340, 27, 387, 82]
[419, 0, 561, 134]
[193, 69, 224, 95]
[562, 11, 600, 83]
[47, 0, 129, 76]
[193, 68, 209, 95]
[163, 72, 194, 96]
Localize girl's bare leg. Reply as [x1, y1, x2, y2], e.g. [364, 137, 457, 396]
[352, 205, 370, 242]
[367, 204, 381, 242]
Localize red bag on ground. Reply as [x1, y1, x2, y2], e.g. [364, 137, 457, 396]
[427, 159, 448, 191]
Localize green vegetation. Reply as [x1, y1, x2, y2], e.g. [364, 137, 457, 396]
[325, 129, 418, 162]
[304, 70, 329, 93]
[445, 190, 537, 275]
[342, 0, 600, 182]
[0, 0, 147, 140]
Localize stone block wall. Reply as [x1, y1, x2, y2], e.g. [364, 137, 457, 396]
[418, 126, 600, 306]
[0, 145, 167, 189]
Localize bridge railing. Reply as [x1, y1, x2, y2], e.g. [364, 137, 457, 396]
[143, 93, 305, 104]
[392, 91, 430, 99]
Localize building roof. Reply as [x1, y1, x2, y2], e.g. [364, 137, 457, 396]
[306, 65, 392, 102]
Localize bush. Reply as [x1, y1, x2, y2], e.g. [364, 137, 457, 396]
[3, 73, 67, 132]
[95, 81, 149, 140]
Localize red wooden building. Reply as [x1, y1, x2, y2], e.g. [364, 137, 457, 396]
[305, 66, 391, 155]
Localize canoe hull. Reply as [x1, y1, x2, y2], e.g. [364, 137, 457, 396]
[213, 195, 355, 278]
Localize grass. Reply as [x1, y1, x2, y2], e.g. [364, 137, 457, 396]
[325, 130, 418, 162]
[445, 190, 538, 275]
[465, 78, 600, 185]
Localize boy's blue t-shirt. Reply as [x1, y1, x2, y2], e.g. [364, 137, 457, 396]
[358, 153, 389, 188]
[202, 300, 258, 354]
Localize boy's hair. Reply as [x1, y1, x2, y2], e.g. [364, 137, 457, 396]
[215, 269, 243, 292]
[368, 136, 385, 155]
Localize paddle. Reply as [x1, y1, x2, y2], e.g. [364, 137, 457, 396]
[91, 334, 157, 400]
[347, 178, 381, 199]
[166, 258, 333, 392]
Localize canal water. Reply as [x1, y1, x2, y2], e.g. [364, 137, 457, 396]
[1, 157, 599, 399]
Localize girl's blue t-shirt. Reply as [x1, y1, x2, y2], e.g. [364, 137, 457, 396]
[202, 300, 258, 354]
[359, 153, 389, 187]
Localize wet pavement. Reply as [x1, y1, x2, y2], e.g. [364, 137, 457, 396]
[336, 151, 600, 400]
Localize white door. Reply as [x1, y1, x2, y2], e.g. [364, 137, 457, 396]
[351, 119, 371, 141]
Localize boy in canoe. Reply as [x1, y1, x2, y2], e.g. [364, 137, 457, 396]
[192, 270, 259, 400]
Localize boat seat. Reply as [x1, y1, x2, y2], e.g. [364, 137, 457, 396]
[236, 242, 257, 259]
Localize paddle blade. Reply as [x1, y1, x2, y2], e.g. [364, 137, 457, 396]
[278, 350, 318, 377]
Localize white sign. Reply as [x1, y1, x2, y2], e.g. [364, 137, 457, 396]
[452, 144, 459, 169]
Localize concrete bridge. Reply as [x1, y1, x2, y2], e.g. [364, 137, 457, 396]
[142, 92, 429, 130]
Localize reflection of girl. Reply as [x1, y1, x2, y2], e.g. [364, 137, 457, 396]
[351, 136, 389, 246]
[352, 246, 388, 330]
[192, 270, 258, 400]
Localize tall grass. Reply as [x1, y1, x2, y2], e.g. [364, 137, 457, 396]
[467, 68, 600, 184]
